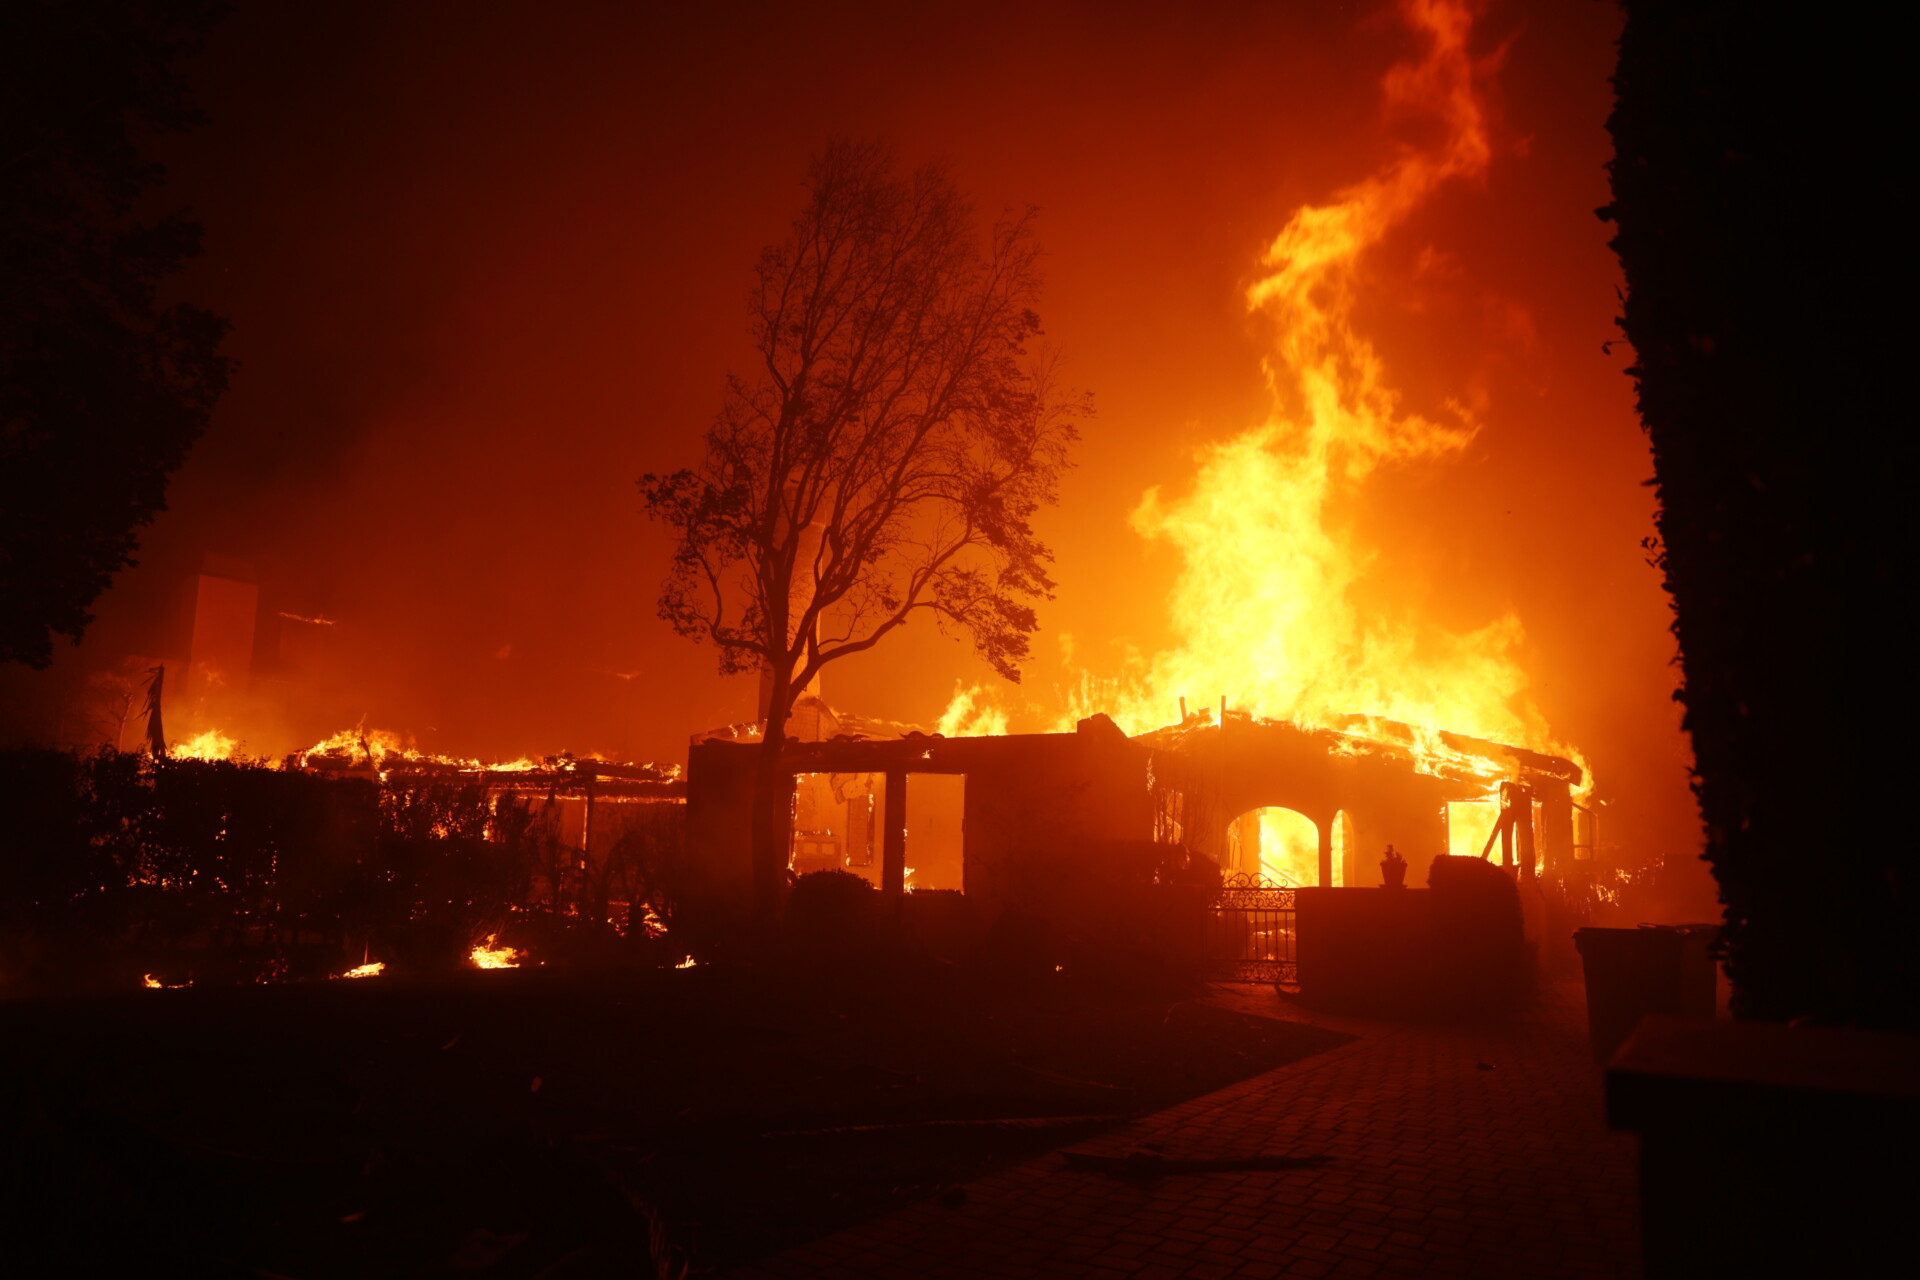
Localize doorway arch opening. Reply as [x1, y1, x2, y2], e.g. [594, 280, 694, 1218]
[1227, 806, 1324, 886]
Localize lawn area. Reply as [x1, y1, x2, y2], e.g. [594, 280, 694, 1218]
[1, 963, 1353, 1276]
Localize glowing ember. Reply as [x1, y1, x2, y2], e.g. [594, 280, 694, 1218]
[338, 960, 385, 979]
[675, 955, 698, 969]
[142, 974, 162, 988]
[174, 728, 236, 761]
[1081, 0, 1587, 794]
[470, 935, 521, 969]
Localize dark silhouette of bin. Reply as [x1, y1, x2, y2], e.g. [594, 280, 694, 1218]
[1573, 925, 1717, 1062]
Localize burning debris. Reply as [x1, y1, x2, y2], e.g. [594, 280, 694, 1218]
[289, 723, 681, 788]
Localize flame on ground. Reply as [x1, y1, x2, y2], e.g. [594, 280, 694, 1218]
[470, 935, 522, 969]
[338, 960, 385, 979]
[1086, 0, 1586, 789]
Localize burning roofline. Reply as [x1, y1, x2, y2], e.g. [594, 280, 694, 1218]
[698, 703, 1579, 799]
[295, 750, 684, 798]
[1135, 709, 1582, 791]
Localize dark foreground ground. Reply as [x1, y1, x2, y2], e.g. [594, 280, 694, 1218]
[740, 983, 1641, 1279]
[0, 963, 1351, 1277]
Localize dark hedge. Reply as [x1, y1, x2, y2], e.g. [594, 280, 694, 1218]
[1604, 1, 1912, 1026]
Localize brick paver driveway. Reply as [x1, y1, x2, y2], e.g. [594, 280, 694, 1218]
[734, 982, 1638, 1278]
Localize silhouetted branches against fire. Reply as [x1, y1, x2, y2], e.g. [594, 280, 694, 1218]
[642, 138, 1087, 921]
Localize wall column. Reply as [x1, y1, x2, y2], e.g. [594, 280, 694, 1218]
[882, 770, 908, 896]
[1539, 787, 1572, 882]
[1317, 818, 1334, 887]
[1515, 785, 1538, 883]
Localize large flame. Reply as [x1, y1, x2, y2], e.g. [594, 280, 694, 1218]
[1092, 0, 1580, 781]
[174, 728, 237, 761]
[937, 682, 1011, 737]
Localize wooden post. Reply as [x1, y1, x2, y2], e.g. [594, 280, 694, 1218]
[1317, 818, 1334, 888]
[1539, 787, 1572, 882]
[882, 770, 908, 896]
[1514, 785, 1537, 882]
[581, 771, 595, 861]
[1499, 783, 1516, 870]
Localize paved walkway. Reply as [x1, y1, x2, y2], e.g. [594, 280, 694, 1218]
[734, 983, 1639, 1278]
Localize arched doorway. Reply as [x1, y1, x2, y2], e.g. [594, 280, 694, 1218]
[1226, 805, 1325, 886]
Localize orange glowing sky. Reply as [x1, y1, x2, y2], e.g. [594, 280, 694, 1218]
[0, 1, 1703, 893]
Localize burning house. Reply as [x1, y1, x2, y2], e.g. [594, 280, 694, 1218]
[685, 694, 1588, 991]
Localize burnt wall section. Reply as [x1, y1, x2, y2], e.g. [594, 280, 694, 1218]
[684, 740, 758, 927]
[683, 730, 1155, 927]
[953, 732, 1153, 919]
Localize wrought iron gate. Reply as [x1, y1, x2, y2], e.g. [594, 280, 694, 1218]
[1203, 871, 1298, 985]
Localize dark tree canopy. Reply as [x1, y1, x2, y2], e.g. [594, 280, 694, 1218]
[1, 0, 232, 668]
[643, 138, 1085, 708]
